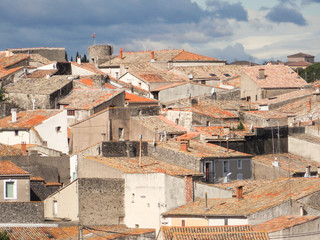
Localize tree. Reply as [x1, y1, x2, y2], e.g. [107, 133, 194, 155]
[297, 63, 320, 83]
[0, 86, 8, 102]
[65, 51, 68, 62]
[70, 56, 73, 62]
[0, 230, 10, 240]
[81, 54, 88, 63]
[236, 121, 245, 130]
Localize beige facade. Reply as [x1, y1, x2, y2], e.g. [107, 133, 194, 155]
[0, 177, 30, 202]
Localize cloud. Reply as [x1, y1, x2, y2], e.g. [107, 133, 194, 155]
[211, 43, 252, 63]
[266, 5, 307, 25]
[206, 0, 248, 21]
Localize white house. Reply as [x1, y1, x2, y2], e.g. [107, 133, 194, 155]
[0, 109, 69, 154]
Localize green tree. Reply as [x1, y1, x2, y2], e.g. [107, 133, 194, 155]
[65, 51, 68, 62]
[81, 54, 88, 63]
[0, 230, 10, 240]
[70, 56, 73, 62]
[236, 121, 245, 130]
[0, 86, 8, 102]
[297, 63, 320, 83]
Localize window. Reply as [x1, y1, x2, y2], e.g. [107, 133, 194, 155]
[14, 130, 19, 136]
[4, 180, 17, 199]
[223, 161, 229, 173]
[224, 218, 228, 225]
[115, 72, 119, 79]
[56, 126, 61, 133]
[206, 121, 210, 126]
[181, 220, 186, 227]
[67, 110, 75, 116]
[118, 128, 124, 139]
[201, 80, 206, 85]
[237, 173, 243, 180]
[53, 200, 58, 216]
[237, 160, 242, 169]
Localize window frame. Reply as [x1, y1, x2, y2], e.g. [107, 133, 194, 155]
[4, 179, 17, 200]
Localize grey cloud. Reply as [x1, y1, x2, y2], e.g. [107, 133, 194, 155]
[266, 5, 307, 25]
[206, 0, 248, 21]
[212, 43, 252, 63]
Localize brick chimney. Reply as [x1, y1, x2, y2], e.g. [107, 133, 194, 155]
[184, 175, 193, 203]
[236, 186, 243, 200]
[151, 50, 155, 60]
[21, 142, 27, 152]
[258, 69, 265, 79]
[180, 141, 188, 152]
[119, 48, 123, 60]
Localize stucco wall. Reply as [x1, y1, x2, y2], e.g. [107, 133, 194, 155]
[165, 111, 193, 131]
[288, 136, 320, 163]
[0, 177, 30, 202]
[44, 180, 79, 221]
[120, 73, 150, 91]
[0, 129, 30, 145]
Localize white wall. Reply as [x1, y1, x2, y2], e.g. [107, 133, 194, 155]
[0, 130, 30, 145]
[208, 218, 248, 226]
[194, 182, 232, 199]
[120, 73, 150, 91]
[34, 110, 69, 154]
[70, 154, 78, 181]
[288, 136, 320, 163]
[71, 64, 96, 76]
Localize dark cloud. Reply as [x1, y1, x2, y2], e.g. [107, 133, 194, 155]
[206, 0, 248, 21]
[212, 43, 252, 63]
[266, 5, 307, 25]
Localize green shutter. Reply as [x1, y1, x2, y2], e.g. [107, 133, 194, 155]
[6, 182, 14, 198]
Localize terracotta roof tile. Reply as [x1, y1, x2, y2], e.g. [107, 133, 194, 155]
[26, 69, 58, 78]
[6, 76, 73, 94]
[175, 132, 201, 141]
[30, 176, 45, 182]
[157, 140, 251, 158]
[85, 156, 203, 177]
[0, 54, 29, 69]
[0, 160, 30, 175]
[172, 50, 217, 61]
[253, 215, 319, 233]
[0, 66, 23, 79]
[171, 231, 269, 240]
[125, 92, 158, 103]
[242, 65, 307, 89]
[0, 143, 24, 156]
[252, 153, 320, 174]
[163, 178, 320, 217]
[59, 89, 123, 110]
[0, 109, 62, 130]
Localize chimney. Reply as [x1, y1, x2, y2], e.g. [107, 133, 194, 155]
[258, 69, 265, 79]
[236, 186, 243, 200]
[77, 56, 81, 65]
[305, 166, 311, 178]
[300, 206, 305, 216]
[184, 175, 194, 203]
[21, 142, 27, 152]
[317, 167, 320, 178]
[119, 48, 123, 60]
[180, 141, 188, 152]
[11, 108, 17, 123]
[151, 51, 155, 60]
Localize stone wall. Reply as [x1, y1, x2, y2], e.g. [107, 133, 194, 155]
[78, 178, 125, 226]
[216, 89, 240, 101]
[148, 144, 200, 171]
[102, 141, 148, 157]
[129, 105, 160, 117]
[30, 181, 61, 201]
[3, 155, 70, 185]
[10, 48, 66, 62]
[0, 202, 44, 223]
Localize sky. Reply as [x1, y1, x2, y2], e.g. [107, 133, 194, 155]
[1, 0, 320, 63]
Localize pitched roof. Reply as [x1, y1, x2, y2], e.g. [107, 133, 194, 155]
[286, 61, 312, 67]
[170, 231, 269, 240]
[252, 153, 320, 174]
[163, 177, 320, 217]
[160, 225, 269, 240]
[242, 65, 307, 89]
[156, 140, 251, 158]
[85, 155, 203, 177]
[125, 92, 158, 103]
[0, 225, 155, 240]
[0, 54, 29, 69]
[5, 76, 73, 94]
[171, 50, 217, 61]
[170, 104, 238, 119]
[0, 143, 24, 156]
[175, 132, 201, 141]
[0, 109, 62, 130]
[0, 66, 23, 79]
[59, 89, 123, 110]
[0, 160, 30, 176]
[133, 115, 187, 133]
[253, 215, 319, 233]
[288, 53, 314, 58]
[25, 69, 58, 78]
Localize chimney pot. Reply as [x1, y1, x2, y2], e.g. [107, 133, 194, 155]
[119, 48, 123, 60]
[180, 141, 188, 152]
[305, 166, 311, 178]
[236, 186, 243, 200]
